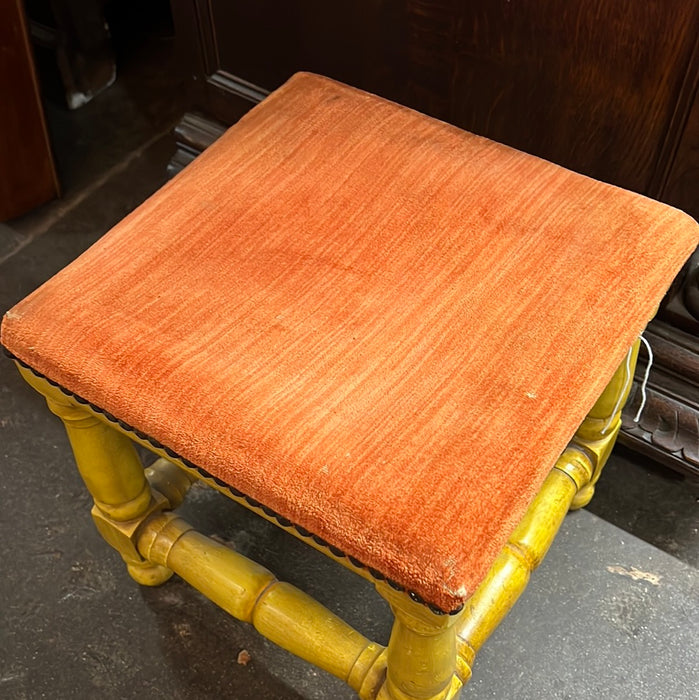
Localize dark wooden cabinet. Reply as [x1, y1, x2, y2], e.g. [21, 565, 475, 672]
[170, 0, 699, 475]
[0, 0, 59, 221]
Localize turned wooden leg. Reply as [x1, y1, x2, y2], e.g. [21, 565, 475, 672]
[570, 340, 639, 510]
[455, 447, 592, 682]
[455, 342, 642, 683]
[376, 584, 463, 700]
[16, 364, 172, 585]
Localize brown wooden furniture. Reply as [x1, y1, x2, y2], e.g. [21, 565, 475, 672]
[0, 0, 59, 221]
[169, 0, 699, 476]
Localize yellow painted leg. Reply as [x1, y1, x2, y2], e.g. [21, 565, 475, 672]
[16, 364, 172, 585]
[455, 447, 592, 682]
[570, 340, 639, 509]
[455, 342, 640, 683]
[376, 584, 463, 700]
[145, 457, 198, 509]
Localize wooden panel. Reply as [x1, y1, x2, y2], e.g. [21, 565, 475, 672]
[0, 0, 59, 221]
[429, 0, 697, 195]
[209, 1, 390, 93]
[658, 65, 699, 220]
[173, 0, 699, 196]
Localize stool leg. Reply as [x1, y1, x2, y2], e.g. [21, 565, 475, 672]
[16, 365, 172, 585]
[376, 584, 463, 700]
[455, 342, 641, 683]
[455, 447, 593, 683]
[570, 340, 639, 510]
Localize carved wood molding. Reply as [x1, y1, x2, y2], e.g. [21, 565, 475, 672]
[168, 112, 226, 178]
[620, 320, 699, 477]
[207, 71, 269, 104]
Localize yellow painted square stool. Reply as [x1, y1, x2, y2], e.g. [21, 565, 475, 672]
[2, 73, 697, 699]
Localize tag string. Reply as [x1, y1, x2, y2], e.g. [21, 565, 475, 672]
[633, 334, 654, 423]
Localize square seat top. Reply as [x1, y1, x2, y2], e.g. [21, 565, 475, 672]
[2, 73, 697, 611]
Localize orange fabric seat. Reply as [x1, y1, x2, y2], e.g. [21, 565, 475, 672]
[2, 73, 697, 612]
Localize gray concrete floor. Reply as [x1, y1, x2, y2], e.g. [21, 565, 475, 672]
[1, 15, 698, 700]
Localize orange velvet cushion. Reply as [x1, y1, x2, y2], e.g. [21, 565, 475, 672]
[2, 73, 697, 611]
